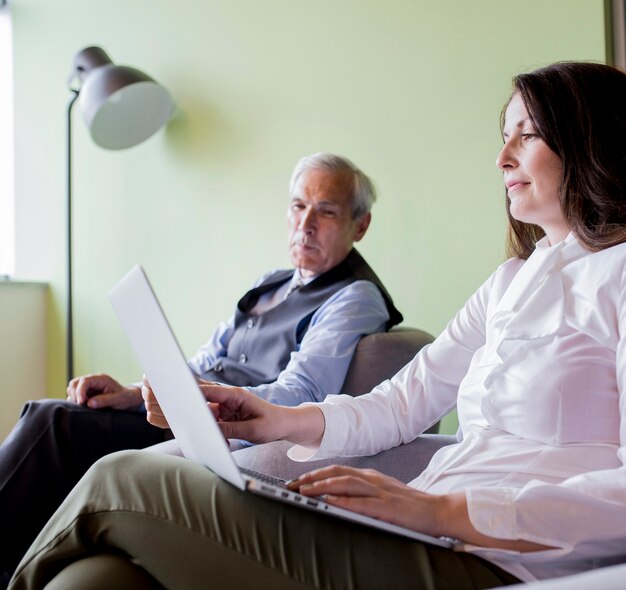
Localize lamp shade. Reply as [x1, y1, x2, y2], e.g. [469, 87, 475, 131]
[70, 46, 174, 149]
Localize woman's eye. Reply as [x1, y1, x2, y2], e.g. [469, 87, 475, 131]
[521, 133, 538, 141]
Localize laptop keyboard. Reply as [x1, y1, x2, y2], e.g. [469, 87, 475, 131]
[240, 467, 287, 488]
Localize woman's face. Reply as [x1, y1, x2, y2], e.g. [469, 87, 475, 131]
[497, 93, 570, 245]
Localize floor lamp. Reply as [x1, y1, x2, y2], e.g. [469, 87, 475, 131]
[66, 46, 175, 383]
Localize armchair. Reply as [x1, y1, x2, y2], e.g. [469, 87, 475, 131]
[233, 325, 455, 482]
[339, 326, 434, 396]
[497, 565, 626, 590]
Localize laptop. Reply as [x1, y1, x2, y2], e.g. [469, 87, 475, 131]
[108, 265, 460, 549]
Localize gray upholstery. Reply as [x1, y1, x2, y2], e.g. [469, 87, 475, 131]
[339, 327, 434, 396]
[233, 434, 457, 483]
[496, 564, 626, 590]
[233, 325, 449, 482]
[339, 326, 439, 434]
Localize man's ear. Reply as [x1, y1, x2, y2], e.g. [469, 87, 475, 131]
[353, 212, 371, 242]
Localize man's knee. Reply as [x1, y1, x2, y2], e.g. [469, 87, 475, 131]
[15, 399, 98, 445]
[19, 398, 73, 420]
[2, 399, 76, 450]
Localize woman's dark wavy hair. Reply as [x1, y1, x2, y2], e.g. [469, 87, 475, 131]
[501, 62, 626, 259]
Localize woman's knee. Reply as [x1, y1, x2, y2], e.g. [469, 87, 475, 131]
[82, 449, 150, 490]
[89, 448, 187, 478]
[44, 554, 164, 590]
[78, 450, 208, 510]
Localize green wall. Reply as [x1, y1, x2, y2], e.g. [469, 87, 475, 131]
[12, 0, 605, 433]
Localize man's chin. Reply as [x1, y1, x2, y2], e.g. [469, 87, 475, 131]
[290, 249, 317, 266]
[290, 257, 322, 275]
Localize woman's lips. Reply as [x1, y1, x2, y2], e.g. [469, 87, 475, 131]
[506, 179, 529, 192]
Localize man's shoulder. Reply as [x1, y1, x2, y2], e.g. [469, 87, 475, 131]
[336, 278, 384, 296]
[317, 279, 387, 311]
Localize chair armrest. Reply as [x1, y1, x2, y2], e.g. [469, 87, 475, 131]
[232, 434, 457, 483]
[340, 327, 434, 396]
[494, 563, 626, 590]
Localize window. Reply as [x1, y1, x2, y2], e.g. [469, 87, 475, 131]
[0, 0, 14, 277]
[611, 0, 626, 71]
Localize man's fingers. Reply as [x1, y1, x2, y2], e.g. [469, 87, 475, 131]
[87, 388, 142, 410]
[67, 373, 121, 405]
[87, 391, 124, 409]
[69, 376, 93, 405]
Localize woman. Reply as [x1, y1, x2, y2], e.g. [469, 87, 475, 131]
[9, 62, 626, 590]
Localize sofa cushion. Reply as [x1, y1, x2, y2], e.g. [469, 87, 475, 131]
[233, 434, 457, 483]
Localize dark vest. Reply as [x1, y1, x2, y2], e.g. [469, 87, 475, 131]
[199, 249, 402, 387]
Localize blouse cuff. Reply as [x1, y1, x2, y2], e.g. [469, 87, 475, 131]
[287, 396, 352, 461]
[466, 487, 519, 540]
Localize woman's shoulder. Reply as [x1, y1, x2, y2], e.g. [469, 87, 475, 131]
[595, 240, 626, 258]
[465, 256, 525, 307]
[490, 256, 526, 285]
[566, 241, 626, 308]
[578, 240, 626, 274]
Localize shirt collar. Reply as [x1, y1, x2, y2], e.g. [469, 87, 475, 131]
[535, 231, 576, 251]
[293, 269, 317, 287]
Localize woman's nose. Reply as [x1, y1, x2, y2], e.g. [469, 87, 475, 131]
[496, 141, 515, 170]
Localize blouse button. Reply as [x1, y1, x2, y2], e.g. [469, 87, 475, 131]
[239, 354, 248, 364]
[247, 319, 255, 329]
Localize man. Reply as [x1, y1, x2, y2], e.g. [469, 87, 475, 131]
[0, 152, 402, 580]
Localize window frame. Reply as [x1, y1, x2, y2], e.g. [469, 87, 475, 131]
[0, 0, 15, 277]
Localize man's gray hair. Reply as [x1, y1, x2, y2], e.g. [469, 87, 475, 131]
[288, 152, 377, 219]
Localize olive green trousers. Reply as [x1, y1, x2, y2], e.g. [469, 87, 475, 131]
[9, 451, 520, 590]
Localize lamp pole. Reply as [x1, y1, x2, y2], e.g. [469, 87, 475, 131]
[67, 89, 79, 384]
[64, 47, 173, 384]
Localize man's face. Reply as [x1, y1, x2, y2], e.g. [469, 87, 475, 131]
[287, 168, 371, 278]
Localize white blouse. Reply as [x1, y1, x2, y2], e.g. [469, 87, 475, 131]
[290, 234, 626, 582]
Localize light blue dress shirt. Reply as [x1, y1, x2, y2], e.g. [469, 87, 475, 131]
[187, 275, 389, 406]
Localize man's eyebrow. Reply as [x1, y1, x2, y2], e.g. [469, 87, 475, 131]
[316, 199, 342, 207]
[289, 196, 343, 208]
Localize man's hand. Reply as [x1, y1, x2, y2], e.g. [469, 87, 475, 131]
[67, 374, 142, 410]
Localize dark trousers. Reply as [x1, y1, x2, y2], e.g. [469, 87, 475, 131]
[0, 399, 169, 575]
